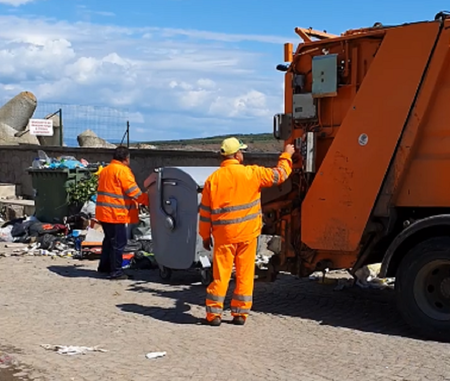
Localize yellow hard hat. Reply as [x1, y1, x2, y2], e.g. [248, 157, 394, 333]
[220, 137, 248, 156]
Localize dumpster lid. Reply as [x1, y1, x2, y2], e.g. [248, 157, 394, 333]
[173, 167, 218, 188]
[144, 166, 219, 190]
[163, 166, 218, 188]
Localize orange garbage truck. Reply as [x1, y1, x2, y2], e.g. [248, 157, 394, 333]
[265, 11, 450, 341]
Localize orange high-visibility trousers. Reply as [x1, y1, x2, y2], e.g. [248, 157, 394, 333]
[205, 237, 258, 321]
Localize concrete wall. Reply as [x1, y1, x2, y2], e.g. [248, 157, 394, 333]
[0, 145, 279, 197]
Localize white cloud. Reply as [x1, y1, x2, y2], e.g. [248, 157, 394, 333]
[76, 4, 116, 19]
[0, 0, 35, 6]
[93, 11, 115, 17]
[0, 15, 289, 142]
[153, 27, 289, 44]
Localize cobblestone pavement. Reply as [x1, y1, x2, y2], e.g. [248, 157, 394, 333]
[1, 254, 450, 381]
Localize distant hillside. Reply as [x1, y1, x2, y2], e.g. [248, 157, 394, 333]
[134, 133, 284, 153]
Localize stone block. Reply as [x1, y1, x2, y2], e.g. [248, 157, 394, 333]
[0, 183, 17, 199]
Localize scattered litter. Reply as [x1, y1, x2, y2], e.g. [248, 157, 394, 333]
[145, 351, 166, 360]
[354, 263, 382, 287]
[131, 215, 152, 240]
[354, 263, 394, 289]
[356, 276, 395, 289]
[5, 243, 28, 248]
[7, 242, 75, 258]
[80, 200, 96, 218]
[309, 271, 325, 281]
[308, 270, 338, 284]
[0, 352, 15, 366]
[307, 264, 396, 290]
[82, 227, 105, 245]
[333, 278, 355, 291]
[0, 225, 13, 242]
[255, 235, 279, 270]
[40, 344, 107, 356]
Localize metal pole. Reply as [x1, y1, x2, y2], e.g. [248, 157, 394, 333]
[126, 120, 130, 148]
[59, 108, 63, 147]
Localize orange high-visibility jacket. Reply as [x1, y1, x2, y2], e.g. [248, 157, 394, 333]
[199, 152, 293, 245]
[96, 160, 149, 224]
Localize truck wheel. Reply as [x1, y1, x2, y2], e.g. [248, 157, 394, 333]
[396, 236, 450, 341]
[158, 266, 172, 281]
[200, 269, 213, 286]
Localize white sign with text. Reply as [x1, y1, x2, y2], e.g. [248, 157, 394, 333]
[29, 119, 54, 136]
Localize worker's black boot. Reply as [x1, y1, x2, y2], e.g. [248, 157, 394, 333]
[207, 317, 222, 327]
[232, 316, 246, 326]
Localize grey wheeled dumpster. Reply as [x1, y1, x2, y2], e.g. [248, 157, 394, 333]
[145, 166, 218, 285]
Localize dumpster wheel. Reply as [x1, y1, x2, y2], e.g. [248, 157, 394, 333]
[158, 266, 172, 281]
[200, 268, 213, 286]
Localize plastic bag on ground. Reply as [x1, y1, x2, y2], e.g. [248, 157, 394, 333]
[80, 200, 96, 218]
[41, 344, 107, 356]
[0, 225, 13, 242]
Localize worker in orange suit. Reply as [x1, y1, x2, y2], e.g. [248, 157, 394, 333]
[96, 146, 149, 280]
[199, 137, 295, 326]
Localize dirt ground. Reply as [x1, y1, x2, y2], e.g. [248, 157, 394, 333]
[1, 248, 450, 381]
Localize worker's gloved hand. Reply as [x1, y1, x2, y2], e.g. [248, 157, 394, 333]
[203, 237, 212, 251]
[284, 144, 295, 156]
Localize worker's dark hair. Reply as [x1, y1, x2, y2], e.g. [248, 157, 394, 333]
[113, 146, 130, 162]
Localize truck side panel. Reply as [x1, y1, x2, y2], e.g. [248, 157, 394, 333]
[394, 29, 450, 207]
[395, 66, 450, 206]
[374, 23, 450, 215]
[301, 22, 440, 252]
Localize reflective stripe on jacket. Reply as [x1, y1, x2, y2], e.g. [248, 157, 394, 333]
[95, 160, 149, 224]
[199, 152, 293, 245]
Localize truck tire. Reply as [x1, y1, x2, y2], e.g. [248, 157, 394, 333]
[396, 236, 450, 342]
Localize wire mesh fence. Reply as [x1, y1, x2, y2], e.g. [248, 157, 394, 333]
[0, 92, 131, 147]
[33, 102, 130, 147]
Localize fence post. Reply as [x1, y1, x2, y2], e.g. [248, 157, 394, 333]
[127, 120, 130, 148]
[58, 108, 63, 147]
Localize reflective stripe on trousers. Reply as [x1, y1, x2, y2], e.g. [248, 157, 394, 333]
[205, 237, 258, 321]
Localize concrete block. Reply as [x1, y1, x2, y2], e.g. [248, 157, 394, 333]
[0, 199, 34, 219]
[0, 183, 17, 199]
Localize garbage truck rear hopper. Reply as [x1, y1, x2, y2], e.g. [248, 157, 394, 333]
[264, 11, 450, 341]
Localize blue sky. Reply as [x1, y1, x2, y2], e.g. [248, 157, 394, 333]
[0, 0, 447, 144]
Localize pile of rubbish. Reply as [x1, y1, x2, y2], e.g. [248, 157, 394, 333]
[0, 216, 69, 247]
[30, 149, 103, 170]
[1, 148, 155, 270]
[0, 214, 156, 269]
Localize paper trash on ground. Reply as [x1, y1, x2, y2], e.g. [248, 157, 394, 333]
[84, 227, 105, 243]
[145, 351, 166, 360]
[41, 344, 107, 356]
